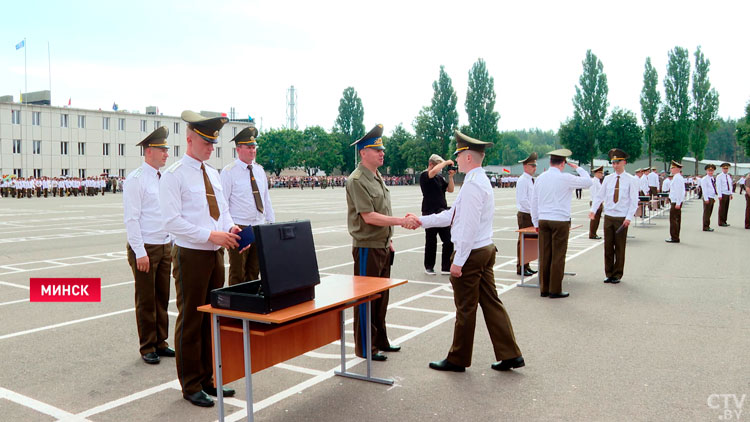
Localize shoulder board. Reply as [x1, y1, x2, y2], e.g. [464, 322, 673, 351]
[350, 168, 362, 180]
[131, 167, 143, 178]
[223, 161, 237, 171]
[166, 161, 182, 173]
[467, 173, 476, 182]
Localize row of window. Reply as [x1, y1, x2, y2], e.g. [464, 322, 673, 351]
[8, 141, 238, 159]
[11, 168, 129, 178]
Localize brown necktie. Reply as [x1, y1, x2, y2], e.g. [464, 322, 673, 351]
[248, 164, 264, 213]
[157, 171, 161, 179]
[711, 178, 717, 195]
[201, 164, 220, 221]
[725, 174, 730, 191]
[613, 176, 620, 203]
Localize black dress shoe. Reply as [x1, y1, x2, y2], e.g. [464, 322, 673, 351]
[549, 292, 570, 298]
[155, 347, 175, 357]
[380, 345, 401, 352]
[429, 359, 465, 372]
[183, 391, 214, 407]
[370, 352, 387, 361]
[703, 228, 714, 232]
[540, 292, 549, 297]
[203, 386, 235, 397]
[527, 268, 538, 274]
[665, 239, 680, 243]
[491, 356, 525, 371]
[719, 223, 730, 227]
[603, 277, 612, 283]
[589, 235, 602, 240]
[609, 278, 621, 284]
[141, 352, 160, 364]
[522, 269, 535, 276]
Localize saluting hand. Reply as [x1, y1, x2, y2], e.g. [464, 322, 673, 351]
[209, 230, 241, 249]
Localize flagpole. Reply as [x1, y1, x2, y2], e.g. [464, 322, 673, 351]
[48, 41, 52, 97]
[24, 37, 27, 97]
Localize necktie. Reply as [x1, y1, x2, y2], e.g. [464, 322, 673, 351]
[201, 164, 220, 221]
[531, 177, 535, 184]
[247, 165, 264, 213]
[157, 171, 161, 179]
[613, 176, 620, 203]
[711, 178, 717, 195]
[725, 174, 730, 191]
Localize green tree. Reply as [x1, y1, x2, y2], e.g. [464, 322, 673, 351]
[465, 58, 501, 163]
[601, 108, 643, 161]
[654, 46, 691, 165]
[570, 49, 609, 167]
[256, 128, 302, 176]
[558, 116, 589, 163]
[414, 106, 441, 157]
[690, 46, 720, 174]
[429, 65, 459, 158]
[736, 102, 750, 157]
[297, 126, 343, 175]
[334, 87, 365, 173]
[640, 57, 660, 167]
[383, 124, 412, 175]
[500, 133, 521, 165]
[706, 118, 741, 162]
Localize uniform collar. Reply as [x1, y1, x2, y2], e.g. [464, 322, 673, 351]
[182, 154, 203, 170]
[141, 161, 160, 177]
[357, 164, 381, 181]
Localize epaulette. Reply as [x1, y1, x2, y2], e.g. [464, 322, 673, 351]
[350, 168, 362, 180]
[467, 172, 476, 182]
[223, 161, 237, 171]
[166, 161, 182, 173]
[131, 167, 143, 178]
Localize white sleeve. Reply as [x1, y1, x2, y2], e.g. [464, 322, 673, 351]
[450, 184, 485, 267]
[590, 177, 606, 213]
[570, 167, 593, 188]
[626, 177, 638, 221]
[123, 177, 147, 258]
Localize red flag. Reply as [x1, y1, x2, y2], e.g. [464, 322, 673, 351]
[503, 168, 511, 173]
[68, 98, 71, 106]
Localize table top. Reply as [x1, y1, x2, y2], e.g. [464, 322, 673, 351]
[198, 274, 407, 324]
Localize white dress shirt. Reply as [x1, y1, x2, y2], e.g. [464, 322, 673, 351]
[123, 162, 170, 258]
[669, 173, 686, 205]
[700, 175, 719, 201]
[531, 166, 592, 227]
[648, 171, 659, 188]
[515, 172, 534, 213]
[716, 172, 733, 196]
[160, 154, 234, 251]
[419, 167, 494, 267]
[662, 178, 671, 192]
[591, 172, 639, 221]
[639, 174, 649, 193]
[589, 176, 602, 201]
[220, 159, 275, 226]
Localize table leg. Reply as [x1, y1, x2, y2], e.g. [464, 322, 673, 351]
[242, 320, 254, 422]
[212, 314, 225, 422]
[334, 299, 393, 385]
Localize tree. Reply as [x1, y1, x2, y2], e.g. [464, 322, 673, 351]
[706, 118, 740, 162]
[571, 49, 609, 167]
[429, 65, 459, 158]
[558, 116, 589, 163]
[297, 126, 343, 176]
[414, 106, 441, 157]
[255, 128, 302, 176]
[690, 46, 720, 175]
[653, 46, 691, 166]
[601, 108, 643, 161]
[640, 57, 660, 167]
[500, 133, 521, 165]
[465, 58, 501, 163]
[334, 87, 365, 173]
[383, 124, 412, 175]
[736, 102, 750, 157]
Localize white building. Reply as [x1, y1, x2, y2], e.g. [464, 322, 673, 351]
[0, 101, 252, 179]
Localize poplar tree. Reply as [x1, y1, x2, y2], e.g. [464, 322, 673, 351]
[690, 46, 720, 174]
[640, 57, 660, 167]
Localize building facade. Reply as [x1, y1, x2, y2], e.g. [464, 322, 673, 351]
[0, 102, 252, 178]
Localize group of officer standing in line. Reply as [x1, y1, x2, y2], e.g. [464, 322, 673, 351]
[0, 176, 113, 198]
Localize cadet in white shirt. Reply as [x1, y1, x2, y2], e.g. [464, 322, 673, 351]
[160, 111, 242, 407]
[716, 163, 733, 227]
[590, 149, 638, 284]
[515, 152, 538, 276]
[531, 149, 592, 298]
[700, 164, 719, 232]
[417, 131, 524, 373]
[123, 126, 174, 365]
[588, 166, 604, 239]
[221, 125, 275, 286]
[666, 161, 686, 243]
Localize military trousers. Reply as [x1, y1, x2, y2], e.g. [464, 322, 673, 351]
[589, 203, 603, 238]
[745, 195, 750, 229]
[227, 224, 260, 286]
[447, 244, 521, 367]
[703, 198, 715, 230]
[172, 245, 225, 395]
[538, 220, 570, 295]
[127, 243, 172, 355]
[603, 215, 628, 280]
[718, 195, 730, 225]
[352, 246, 392, 358]
[669, 203, 682, 241]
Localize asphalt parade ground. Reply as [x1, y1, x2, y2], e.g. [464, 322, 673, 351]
[0, 185, 747, 422]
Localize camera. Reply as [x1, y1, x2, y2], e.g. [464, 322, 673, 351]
[445, 165, 457, 172]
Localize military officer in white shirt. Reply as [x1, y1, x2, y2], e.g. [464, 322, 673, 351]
[160, 111, 242, 407]
[716, 162, 733, 227]
[700, 164, 719, 232]
[531, 149, 592, 298]
[588, 166, 604, 239]
[648, 166, 660, 208]
[221, 124, 275, 286]
[666, 161, 686, 243]
[590, 149, 638, 284]
[515, 152, 538, 276]
[123, 126, 174, 365]
[416, 131, 524, 373]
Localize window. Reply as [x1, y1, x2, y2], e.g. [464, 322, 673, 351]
[103, 168, 110, 176]
[103, 143, 110, 156]
[13, 168, 22, 178]
[79, 169, 86, 178]
[78, 142, 86, 155]
[174, 122, 180, 134]
[140, 120, 147, 132]
[11, 110, 21, 124]
[118, 118, 125, 131]
[233, 127, 237, 136]
[174, 145, 180, 157]
[33, 140, 42, 154]
[32, 111, 41, 126]
[232, 147, 236, 158]
[154, 120, 161, 130]
[216, 147, 222, 158]
[61, 141, 69, 155]
[119, 169, 126, 178]
[102, 117, 110, 130]
[61, 168, 69, 177]
[78, 115, 86, 128]
[33, 169, 42, 178]
[118, 143, 125, 156]
[60, 114, 69, 127]
[13, 139, 22, 154]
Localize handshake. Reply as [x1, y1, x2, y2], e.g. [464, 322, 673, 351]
[401, 213, 422, 230]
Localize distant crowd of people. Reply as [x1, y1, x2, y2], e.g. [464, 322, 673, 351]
[0, 176, 124, 198]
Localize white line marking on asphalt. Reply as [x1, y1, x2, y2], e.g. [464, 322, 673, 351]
[274, 363, 326, 376]
[392, 305, 453, 315]
[0, 280, 29, 289]
[71, 380, 180, 419]
[0, 387, 88, 421]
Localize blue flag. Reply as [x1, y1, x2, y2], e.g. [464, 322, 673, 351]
[15, 40, 25, 50]
[112, 102, 118, 111]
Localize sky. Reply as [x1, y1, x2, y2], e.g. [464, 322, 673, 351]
[1, 0, 748, 135]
